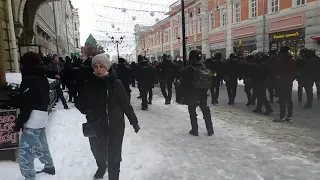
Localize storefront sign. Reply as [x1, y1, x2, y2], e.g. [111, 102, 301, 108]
[273, 32, 299, 40]
[270, 29, 305, 41]
[0, 110, 19, 150]
[233, 37, 256, 47]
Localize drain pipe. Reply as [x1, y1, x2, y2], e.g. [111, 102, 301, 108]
[6, 0, 19, 72]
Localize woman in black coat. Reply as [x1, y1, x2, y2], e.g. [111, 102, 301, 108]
[76, 54, 140, 180]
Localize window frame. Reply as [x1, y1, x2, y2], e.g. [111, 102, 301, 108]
[209, 11, 215, 30]
[249, 0, 258, 18]
[233, 3, 241, 23]
[220, 8, 227, 27]
[294, 0, 307, 6]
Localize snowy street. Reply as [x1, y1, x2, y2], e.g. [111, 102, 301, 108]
[1, 86, 320, 179]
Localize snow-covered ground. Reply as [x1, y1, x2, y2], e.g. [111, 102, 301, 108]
[0, 85, 319, 180]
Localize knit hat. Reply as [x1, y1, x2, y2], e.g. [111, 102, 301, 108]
[92, 53, 112, 69]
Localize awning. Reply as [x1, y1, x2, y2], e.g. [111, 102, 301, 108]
[310, 35, 320, 41]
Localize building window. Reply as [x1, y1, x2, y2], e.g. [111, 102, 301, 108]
[271, 0, 279, 12]
[210, 11, 215, 30]
[220, 9, 227, 27]
[250, 0, 258, 18]
[296, 0, 306, 6]
[197, 16, 202, 33]
[75, 38, 79, 48]
[234, 3, 241, 23]
[191, 19, 194, 34]
[75, 22, 77, 31]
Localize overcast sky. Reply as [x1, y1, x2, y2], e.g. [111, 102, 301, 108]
[71, 0, 177, 56]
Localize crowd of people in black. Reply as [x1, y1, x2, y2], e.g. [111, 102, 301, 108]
[15, 45, 318, 180]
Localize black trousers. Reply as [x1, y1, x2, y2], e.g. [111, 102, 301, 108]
[244, 83, 256, 104]
[254, 83, 272, 111]
[297, 80, 304, 102]
[140, 86, 152, 108]
[187, 91, 213, 133]
[226, 79, 238, 103]
[55, 85, 68, 107]
[279, 79, 293, 119]
[303, 80, 314, 107]
[123, 83, 132, 101]
[160, 80, 173, 101]
[210, 80, 220, 103]
[267, 79, 276, 103]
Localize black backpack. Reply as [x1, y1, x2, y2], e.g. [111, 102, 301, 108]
[192, 66, 213, 89]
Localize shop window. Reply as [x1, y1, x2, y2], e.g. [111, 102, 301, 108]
[296, 0, 306, 6]
[249, 0, 258, 18]
[271, 0, 279, 13]
[220, 9, 227, 27]
[234, 3, 241, 23]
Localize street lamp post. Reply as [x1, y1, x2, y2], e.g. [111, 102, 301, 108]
[111, 36, 124, 60]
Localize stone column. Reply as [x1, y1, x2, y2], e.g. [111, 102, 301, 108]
[226, 0, 233, 56]
[305, 7, 320, 55]
[201, 0, 210, 57]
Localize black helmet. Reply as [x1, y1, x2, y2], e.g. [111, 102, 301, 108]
[188, 49, 202, 64]
[162, 54, 171, 61]
[213, 52, 222, 60]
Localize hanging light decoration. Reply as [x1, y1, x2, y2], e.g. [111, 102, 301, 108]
[121, 8, 127, 13]
[155, 18, 160, 22]
[150, 11, 155, 16]
[117, 27, 120, 31]
[111, 24, 115, 28]
[132, 16, 137, 21]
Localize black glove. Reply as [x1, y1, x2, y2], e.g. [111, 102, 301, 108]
[133, 124, 140, 133]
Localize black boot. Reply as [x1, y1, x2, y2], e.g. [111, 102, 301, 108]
[93, 161, 107, 179]
[108, 163, 120, 180]
[36, 167, 55, 175]
[189, 129, 199, 136]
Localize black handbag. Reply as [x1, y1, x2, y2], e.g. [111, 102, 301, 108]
[82, 121, 100, 138]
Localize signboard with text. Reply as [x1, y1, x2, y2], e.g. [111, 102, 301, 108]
[269, 29, 305, 42]
[0, 109, 19, 150]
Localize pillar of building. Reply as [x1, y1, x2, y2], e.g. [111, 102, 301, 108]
[226, 0, 233, 57]
[201, 0, 210, 58]
[305, 7, 320, 55]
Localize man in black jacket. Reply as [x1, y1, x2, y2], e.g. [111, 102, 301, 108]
[205, 52, 223, 104]
[116, 58, 132, 100]
[224, 53, 240, 105]
[157, 54, 178, 104]
[252, 52, 273, 115]
[47, 54, 69, 109]
[135, 56, 156, 110]
[76, 54, 140, 180]
[181, 49, 214, 136]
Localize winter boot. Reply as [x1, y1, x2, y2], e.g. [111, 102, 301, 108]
[273, 118, 285, 122]
[148, 99, 152, 105]
[189, 129, 199, 136]
[285, 117, 293, 123]
[264, 109, 273, 116]
[36, 167, 55, 175]
[93, 162, 107, 179]
[108, 163, 120, 180]
[253, 109, 262, 114]
[165, 98, 171, 105]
